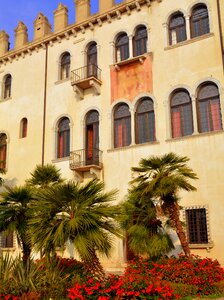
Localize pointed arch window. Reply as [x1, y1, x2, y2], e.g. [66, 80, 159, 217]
[114, 103, 131, 148]
[135, 97, 155, 144]
[115, 33, 129, 62]
[20, 118, 28, 138]
[87, 42, 98, 77]
[60, 52, 70, 80]
[133, 25, 147, 56]
[86, 110, 99, 165]
[197, 83, 222, 133]
[3, 74, 12, 99]
[171, 90, 193, 138]
[169, 13, 187, 45]
[0, 134, 7, 170]
[190, 4, 209, 38]
[57, 117, 70, 158]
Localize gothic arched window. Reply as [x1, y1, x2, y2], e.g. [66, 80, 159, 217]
[133, 25, 147, 56]
[57, 117, 70, 158]
[3, 74, 12, 99]
[169, 13, 187, 45]
[20, 118, 28, 138]
[197, 83, 222, 133]
[115, 32, 129, 62]
[0, 133, 7, 170]
[114, 103, 131, 148]
[190, 4, 209, 38]
[171, 90, 193, 138]
[60, 52, 70, 80]
[135, 97, 155, 143]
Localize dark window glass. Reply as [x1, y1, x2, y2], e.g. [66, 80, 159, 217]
[21, 118, 28, 138]
[0, 134, 7, 170]
[171, 90, 193, 138]
[114, 104, 131, 148]
[0, 232, 13, 248]
[87, 42, 98, 77]
[86, 110, 99, 165]
[115, 33, 129, 62]
[4, 75, 12, 99]
[186, 208, 208, 244]
[197, 83, 222, 133]
[57, 117, 70, 158]
[133, 26, 147, 56]
[136, 98, 155, 143]
[191, 4, 209, 38]
[169, 13, 187, 45]
[60, 52, 70, 80]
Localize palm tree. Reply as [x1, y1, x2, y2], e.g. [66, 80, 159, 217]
[119, 188, 174, 260]
[26, 164, 63, 188]
[29, 179, 121, 278]
[0, 185, 34, 265]
[131, 152, 198, 256]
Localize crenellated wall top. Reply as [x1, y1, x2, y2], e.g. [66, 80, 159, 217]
[0, 0, 159, 63]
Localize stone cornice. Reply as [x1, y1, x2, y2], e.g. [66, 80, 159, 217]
[0, 0, 159, 66]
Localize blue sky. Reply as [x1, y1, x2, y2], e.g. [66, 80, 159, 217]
[0, 0, 123, 48]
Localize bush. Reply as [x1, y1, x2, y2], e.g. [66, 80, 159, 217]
[68, 273, 176, 299]
[124, 255, 224, 296]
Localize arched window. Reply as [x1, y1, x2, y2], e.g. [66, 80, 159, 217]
[135, 97, 155, 144]
[169, 13, 187, 45]
[190, 4, 209, 38]
[115, 33, 129, 62]
[57, 117, 70, 158]
[20, 118, 28, 138]
[0, 134, 7, 170]
[114, 103, 131, 148]
[171, 89, 193, 138]
[3, 74, 12, 99]
[133, 25, 147, 56]
[86, 110, 99, 165]
[197, 83, 222, 133]
[60, 52, 70, 80]
[87, 42, 98, 77]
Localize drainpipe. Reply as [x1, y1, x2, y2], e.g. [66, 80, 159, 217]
[217, 0, 224, 75]
[41, 43, 48, 166]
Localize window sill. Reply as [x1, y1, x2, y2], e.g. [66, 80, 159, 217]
[52, 156, 70, 163]
[189, 242, 214, 250]
[112, 52, 152, 70]
[0, 96, 12, 102]
[107, 140, 159, 153]
[54, 77, 70, 85]
[165, 32, 214, 50]
[0, 247, 16, 251]
[166, 129, 224, 143]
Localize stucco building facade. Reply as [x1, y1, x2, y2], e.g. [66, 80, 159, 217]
[0, 0, 223, 268]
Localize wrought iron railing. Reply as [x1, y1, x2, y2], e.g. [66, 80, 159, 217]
[69, 148, 103, 170]
[71, 64, 102, 84]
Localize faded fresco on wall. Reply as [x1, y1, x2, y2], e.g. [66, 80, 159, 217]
[110, 55, 153, 103]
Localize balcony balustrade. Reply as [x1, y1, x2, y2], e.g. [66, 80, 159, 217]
[70, 148, 103, 172]
[71, 64, 102, 98]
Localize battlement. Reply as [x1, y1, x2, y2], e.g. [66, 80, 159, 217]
[0, 0, 137, 57]
[0, 0, 154, 63]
